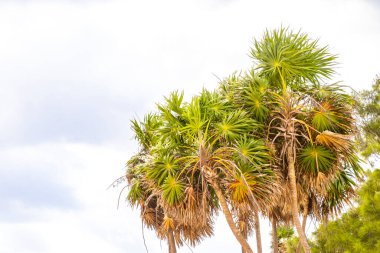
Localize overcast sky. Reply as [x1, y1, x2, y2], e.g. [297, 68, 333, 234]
[0, 0, 379, 252]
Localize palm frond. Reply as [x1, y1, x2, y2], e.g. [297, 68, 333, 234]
[146, 155, 179, 185]
[229, 172, 257, 203]
[216, 110, 258, 141]
[251, 27, 336, 89]
[299, 145, 336, 176]
[241, 77, 270, 122]
[127, 178, 144, 206]
[162, 175, 185, 205]
[316, 130, 351, 153]
[234, 137, 271, 166]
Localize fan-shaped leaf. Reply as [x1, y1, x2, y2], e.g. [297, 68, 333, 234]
[162, 176, 184, 205]
[299, 145, 336, 175]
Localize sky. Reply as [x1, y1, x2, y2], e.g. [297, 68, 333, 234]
[0, 0, 379, 252]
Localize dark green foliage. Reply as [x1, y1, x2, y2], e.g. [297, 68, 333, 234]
[277, 226, 294, 240]
[312, 170, 380, 253]
[357, 77, 380, 159]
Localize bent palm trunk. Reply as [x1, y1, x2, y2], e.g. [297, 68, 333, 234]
[212, 181, 254, 253]
[287, 146, 311, 253]
[168, 228, 176, 253]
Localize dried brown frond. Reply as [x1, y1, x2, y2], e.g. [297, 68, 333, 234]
[316, 130, 352, 153]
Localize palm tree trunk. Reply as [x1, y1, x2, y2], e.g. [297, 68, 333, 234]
[242, 231, 248, 253]
[254, 210, 263, 253]
[296, 204, 309, 253]
[168, 228, 176, 253]
[212, 181, 254, 253]
[272, 219, 278, 253]
[287, 146, 311, 253]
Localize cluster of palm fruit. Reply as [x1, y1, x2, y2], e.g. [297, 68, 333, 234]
[125, 28, 363, 253]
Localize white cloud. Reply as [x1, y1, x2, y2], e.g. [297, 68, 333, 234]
[0, 142, 137, 252]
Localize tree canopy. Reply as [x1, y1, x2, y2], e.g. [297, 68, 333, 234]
[311, 169, 380, 253]
[357, 77, 380, 160]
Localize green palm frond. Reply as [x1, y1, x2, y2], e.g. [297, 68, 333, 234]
[251, 27, 336, 89]
[311, 98, 353, 134]
[299, 145, 336, 175]
[199, 89, 230, 120]
[241, 77, 270, 122]
[322, 170, 357, 215]
[127, 178, 144, 206]
[306, 83, 354, 134]
[131, 119, 145, 143]
[158, 121, 183, 146]
[131, 113, 161, 150]
[162, 175, 185, 205]
[156, 91, 187, 146]
[181, 97, 205, 136]
[158, 90, 184, 115]
[242, 71, 270, 94]
[234, 137, 271, 166]
[146, 155, 179, 185]
[218, 73, 242, 103]
[216, 110, 258, 141]
[231, 161, 276, 204]
[277, 226, 295, 240]
[308, 83, 349, 101]
[311, 102, 340, 132]
[342, 152, 363, 179]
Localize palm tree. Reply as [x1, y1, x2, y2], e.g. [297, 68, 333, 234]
[126, 111, 209, 253]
